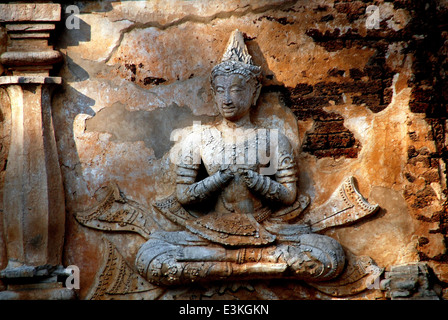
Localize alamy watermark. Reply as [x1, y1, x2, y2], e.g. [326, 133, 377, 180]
[366, 5, 381, 30]
[65, 5, 80, 30]
[65, 265, 80, 290]
[355, 261, 382, 290]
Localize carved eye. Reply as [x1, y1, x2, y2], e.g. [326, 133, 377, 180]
[215, 87, 225, 94]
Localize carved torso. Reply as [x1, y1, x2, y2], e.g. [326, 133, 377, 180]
[173, 122, 298, 246]
[180, 124, 296, 205]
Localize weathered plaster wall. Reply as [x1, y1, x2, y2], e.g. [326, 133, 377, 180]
[1, 0, 448, 300]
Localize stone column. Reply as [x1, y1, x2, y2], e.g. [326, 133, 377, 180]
[0, 3, 74, 299]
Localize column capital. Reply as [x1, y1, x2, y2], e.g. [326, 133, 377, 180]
[0, 3, 62, 76]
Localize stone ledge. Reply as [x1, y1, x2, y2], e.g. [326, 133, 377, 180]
[0, 287, 76, 300]
[5, 23, 56, 32]
[382, 262, 440, 300]
[0, 75, 62, 85]
[0, 51, 62, 67]
[0, 4, 61, 22]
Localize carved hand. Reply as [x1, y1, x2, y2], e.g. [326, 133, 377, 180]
[177, 166, 234, 205]
[240, 169, 296, 205]
[239, 168, 260, 188]
[219, 165, 235, 182]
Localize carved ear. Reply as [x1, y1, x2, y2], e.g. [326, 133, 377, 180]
[210, 74, 216, 94]
[252, 83, 262, 106]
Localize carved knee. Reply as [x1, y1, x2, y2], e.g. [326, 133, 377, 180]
[135, 235, 230, 285]
[286, 234, 345, 282]
[135, 238, 184, 286]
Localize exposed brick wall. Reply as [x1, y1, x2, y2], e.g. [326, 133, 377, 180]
[404, 2, 448, 273]
[301, 112, 360, 158]
[397, 0, 448, 268]
[274, 2, 403, 159]
[262, 0, 448, 293]
[304, 0, 448, 293]
[279, 82, 361, 158]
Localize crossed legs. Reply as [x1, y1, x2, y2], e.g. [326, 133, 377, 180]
[135, 230, 345, 286]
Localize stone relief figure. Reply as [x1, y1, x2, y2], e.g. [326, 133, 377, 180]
[135, 30, 347, 285]
[75, 30, 382, 298]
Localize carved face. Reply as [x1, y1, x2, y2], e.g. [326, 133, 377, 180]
[213, 74, 258, 122]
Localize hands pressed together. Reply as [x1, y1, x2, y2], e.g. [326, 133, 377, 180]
[218, 164, 264, 189]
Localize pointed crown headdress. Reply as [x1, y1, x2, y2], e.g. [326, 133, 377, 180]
[211, 30, 262, 86]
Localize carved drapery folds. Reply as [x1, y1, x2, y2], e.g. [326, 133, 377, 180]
[0, 3, 74, 300]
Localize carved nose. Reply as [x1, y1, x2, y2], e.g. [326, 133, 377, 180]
[223, 97, 232, 105]
[223, 92, 232, 105]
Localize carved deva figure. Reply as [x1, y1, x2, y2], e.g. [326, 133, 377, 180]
[135, 30, 346, 286]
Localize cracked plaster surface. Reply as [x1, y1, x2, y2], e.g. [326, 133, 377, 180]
[41, 0, 448, 299]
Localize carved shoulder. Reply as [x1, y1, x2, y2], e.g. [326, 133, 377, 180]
[274, 132, 297, 183]
[276, 131, 294, 155]
[172, 127, 205, 167]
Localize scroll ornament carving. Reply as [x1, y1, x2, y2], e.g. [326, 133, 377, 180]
[75, 30, 382, 299]
[85, 238, 162, 300]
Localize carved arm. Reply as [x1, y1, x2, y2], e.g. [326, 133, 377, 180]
[242, 170, 297, 205]
[242, 152, 298, 205]
[176, 164, 233, 205]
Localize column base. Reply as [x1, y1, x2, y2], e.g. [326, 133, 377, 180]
[0, 261, 65, 279]
[0, 262, 77, 300]
[0, 282, 76, 300]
